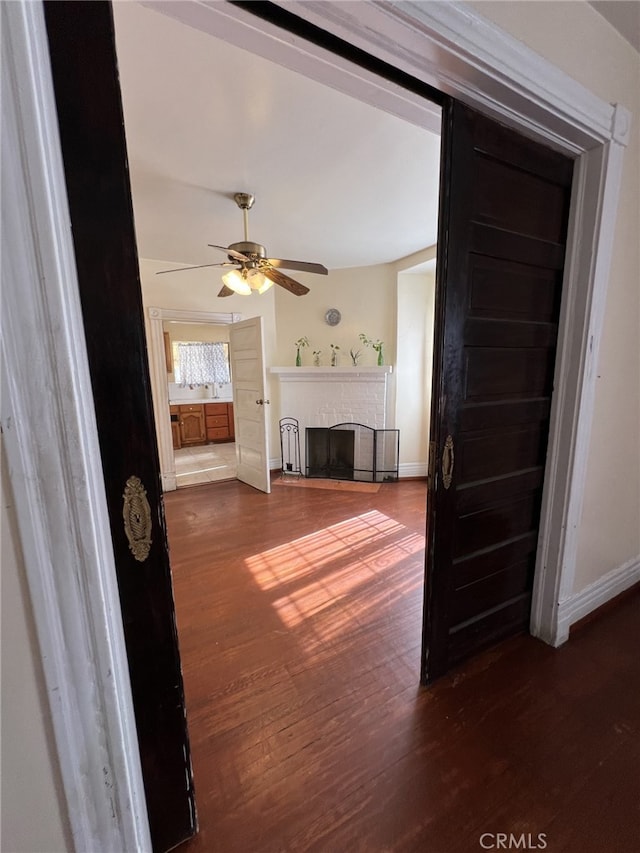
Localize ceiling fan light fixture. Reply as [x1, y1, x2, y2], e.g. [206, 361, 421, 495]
[153, 193, 324, 297]
[246, 268, 267, 291]
[222, 268, 251, 296]
[257, 276, 274, 294]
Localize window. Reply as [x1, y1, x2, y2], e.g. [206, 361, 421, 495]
[172, 341, 231, 387]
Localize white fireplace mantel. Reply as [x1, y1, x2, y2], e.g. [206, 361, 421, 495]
[269, 366, 392, 380]
[270, 365, 394, 475]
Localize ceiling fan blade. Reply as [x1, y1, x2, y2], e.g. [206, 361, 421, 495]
[264, 267, 310, 296]
[265, 258, 328, 275]
[156, 262, 231, 275]
[217, 284, 234, 297]
[207, 243, 249, 262]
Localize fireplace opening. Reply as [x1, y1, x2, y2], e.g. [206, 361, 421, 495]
[306, 428, 355, 479]
[305, 423, 399, 483]
[329, 430, 355, 480]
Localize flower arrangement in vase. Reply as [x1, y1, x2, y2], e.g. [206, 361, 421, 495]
[359, 333, 384, 366]
[349, 348, 361, 366]
[313, 350, 322, 367]
[294, 336, 309, 366]
[330, 343, 340, 367]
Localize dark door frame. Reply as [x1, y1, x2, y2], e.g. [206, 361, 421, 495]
[2, 1, 627, 849]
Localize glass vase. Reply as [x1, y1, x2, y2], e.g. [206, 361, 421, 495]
[377, 346, 384, 366]
[296, 348, 301, 367]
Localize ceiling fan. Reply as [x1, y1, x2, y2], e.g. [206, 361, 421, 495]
[157, 192, 328, 296]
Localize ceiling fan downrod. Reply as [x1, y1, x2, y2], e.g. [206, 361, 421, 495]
[230, 192, 265, 260]
[234, 192, 254, 241]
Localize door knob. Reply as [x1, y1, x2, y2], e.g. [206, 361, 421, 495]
[255, 399, 271, 405]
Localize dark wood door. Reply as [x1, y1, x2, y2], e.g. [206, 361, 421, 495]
[44, 3, 197, 850]
[423, 101, 573, 682]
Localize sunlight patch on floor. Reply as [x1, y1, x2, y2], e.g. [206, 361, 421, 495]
[245, 510, 425, 651]
[247, 511, 407, 591]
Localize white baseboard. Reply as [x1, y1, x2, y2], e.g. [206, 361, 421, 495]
[557, 554, 640, 640]
[398, 462, 428, 479]
[162, 473, 177, 492]
[269, 459, 427, 478]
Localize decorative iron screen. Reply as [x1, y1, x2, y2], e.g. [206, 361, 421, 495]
[305, 423, 399, 482]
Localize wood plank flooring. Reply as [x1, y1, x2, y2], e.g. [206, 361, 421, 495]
[164, 479, 639, 852]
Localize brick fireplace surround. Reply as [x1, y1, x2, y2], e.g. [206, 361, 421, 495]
[269, 366, 393, 474]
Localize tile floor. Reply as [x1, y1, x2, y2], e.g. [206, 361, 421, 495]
[174, 442, 237, 487]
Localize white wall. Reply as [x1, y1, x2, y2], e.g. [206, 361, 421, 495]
[139, 258, 283, 452]
[142, 258, 400, 462]
[273, 263, 397, 368]
[396, 270, 436, 473]
[1, 444, 71, 853]
[470, 1, 640, 595]
[164, 321, 230, 344]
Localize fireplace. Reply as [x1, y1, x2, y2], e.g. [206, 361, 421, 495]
[307, 427, 356, 479]
[306, 423, 399, 483]
[270, 366, 394, 475]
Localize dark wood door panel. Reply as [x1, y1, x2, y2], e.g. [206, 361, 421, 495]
[456, 467, 544, 513]
[424, 100, 573, 683]
[453, 531, 538, 589]
[464, 318, 558, 349]
[450, 558, 534, 625]
[44, 3, 197, 850]
[459, 399, 551, 432]
[459, 426, 547, 483]
[454, 493, 541, 558]
[468, 255, 561, 322]
[464, 348, 554, 401]
[473, 114, 575, 186]
[447, 596, 532, 666]
[475, 154, 570, 241]
[470, 223, 567, 269]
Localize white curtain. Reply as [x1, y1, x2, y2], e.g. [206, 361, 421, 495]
[176, 342, 230, 387]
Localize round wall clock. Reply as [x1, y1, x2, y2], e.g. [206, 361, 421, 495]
[325, 308, 341, 326]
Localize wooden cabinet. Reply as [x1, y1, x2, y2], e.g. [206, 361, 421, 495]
[180, 408, 205, 446]
[205, 402, 235, 443]
[170, 404, 206, 448]
[228, 403, 235, 440]
[170, 402, 234, 448]
[171, 419, 181, 450]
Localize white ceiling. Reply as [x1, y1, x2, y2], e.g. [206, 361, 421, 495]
[112, 2, 441, 273]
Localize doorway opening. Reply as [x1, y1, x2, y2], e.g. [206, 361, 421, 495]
[119, 0, 442, 499]
[112, 2, 440, 844]
[146, 308, 243, 491]
[164, 321, 237, 487]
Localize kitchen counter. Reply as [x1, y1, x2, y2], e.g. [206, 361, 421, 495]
[169, 398, 233, 406]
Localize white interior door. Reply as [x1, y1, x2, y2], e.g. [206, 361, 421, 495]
[229, 316, 271, 493]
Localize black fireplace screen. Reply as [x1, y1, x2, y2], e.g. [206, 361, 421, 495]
[305, 423, 399, 483]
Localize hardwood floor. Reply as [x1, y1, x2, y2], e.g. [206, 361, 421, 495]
[164, 479, 639, 852]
